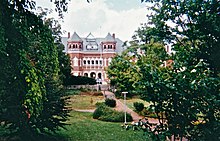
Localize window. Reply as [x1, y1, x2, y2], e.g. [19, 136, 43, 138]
[104, 45, 106, 49]
[92, 60, 94, 64]
[73, 44, 76, 48]
[83, 60, 86, 65]
[96, 60, 98, 64]
[93, 45, 98, 49]
[87, 45, 92, 49]
[87, 60, 90, 64]
[99, 60, 102, 65]
[79, 45, 82, 48]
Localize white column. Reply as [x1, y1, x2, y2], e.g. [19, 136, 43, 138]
[104, 58, 107, 66]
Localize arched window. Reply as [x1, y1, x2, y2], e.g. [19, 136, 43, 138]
[87, 60, 90, 64]
[83, 60, 86, 65]
[104, 45, 106, 49]
[90, 72, 96, 78]
[73, 44, 76, 48]
[92, 60, 94, 64]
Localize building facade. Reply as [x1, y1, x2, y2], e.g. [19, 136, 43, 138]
[62, 32, 125, 84]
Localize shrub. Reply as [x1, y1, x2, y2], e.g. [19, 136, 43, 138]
[99, 111, 132, 122]
[65, 76, 96, 85]
[93, 103, 106, 119]
[93, 104, 132, 122]
[105, 98, 116, 107]
[133, 102, 144, 112]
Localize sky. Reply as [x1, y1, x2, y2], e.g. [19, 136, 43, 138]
[35, 0, 148, 41]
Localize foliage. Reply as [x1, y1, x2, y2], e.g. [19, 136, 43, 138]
[93, 104, 133, 122]
[107, 26, 167, 98]
[133, 102, 144, 112]
[137, 0, 220, 140]
[65, 76, 96, 85]
[39, 10, 72, 86]
[107, 54, 139, 97]
[105, 98, 116, 107]
[0, 0, 70, 139]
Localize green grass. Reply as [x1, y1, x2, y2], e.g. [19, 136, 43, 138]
[119, 98, 151, 111]
[67, 95, 104, 110]
[56, 111, 151, 141]
[0, 93, 152, 141]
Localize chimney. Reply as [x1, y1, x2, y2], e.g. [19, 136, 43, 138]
[68, 32, 70, 38]
[112, 33, 115, 39]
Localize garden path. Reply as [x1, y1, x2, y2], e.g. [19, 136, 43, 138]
[103, 91, 158, 124]
[73, 91, 158, 124]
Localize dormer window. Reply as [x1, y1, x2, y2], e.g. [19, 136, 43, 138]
[108, 45, 113, 49]
[87, 45, 92, 49]
[86, 44, 98, 50]
[93, 45, 98, 49]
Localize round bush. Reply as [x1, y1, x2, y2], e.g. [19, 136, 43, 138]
[93, 103, 106, 119]
[105, 98, 116, 107]
[133, 102, 144, 112]
[99, 111, 133, 122]
[93, 104, 133, 122]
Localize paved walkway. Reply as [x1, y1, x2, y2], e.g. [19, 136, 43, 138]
[73, 91, 158, 123]
[74, 91, 187, 141]
[103, 91, 159, 124]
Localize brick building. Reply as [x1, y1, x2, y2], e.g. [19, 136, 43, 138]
[62, 32, 125, 84]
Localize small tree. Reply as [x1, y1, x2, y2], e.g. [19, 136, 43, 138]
[133, 102, 144, 112]
[105, 98, 116, 108]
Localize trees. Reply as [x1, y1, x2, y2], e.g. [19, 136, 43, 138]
[107, 53, 139, 97]
[0, 0, 70, 139]
[142, 0, 220, 75]
[136, 0, 220, 140]
[108, 0, 219, 140]
[107, 25, 167, 98]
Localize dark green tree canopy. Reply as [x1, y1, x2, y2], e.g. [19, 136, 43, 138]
[142, 0, 220, 75]
[0, 0, 71, 139]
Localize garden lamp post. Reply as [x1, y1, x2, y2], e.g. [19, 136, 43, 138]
[122, 92, 128, 123]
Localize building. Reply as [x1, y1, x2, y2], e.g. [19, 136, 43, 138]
[62, 32, 125, 84]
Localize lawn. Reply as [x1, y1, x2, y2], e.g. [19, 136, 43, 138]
[0, 92, 152, 141]
[67, 95, 104, 110]
[119, 98, 151, 111]
[56, 111, 151, 141]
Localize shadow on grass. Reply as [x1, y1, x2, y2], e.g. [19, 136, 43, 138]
[0, 130, 69, 141]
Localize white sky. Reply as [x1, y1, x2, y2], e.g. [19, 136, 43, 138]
[35, 0, 148, 41]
